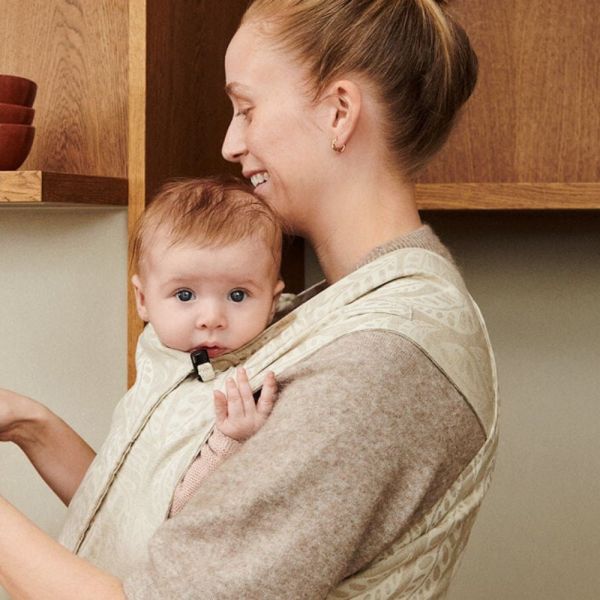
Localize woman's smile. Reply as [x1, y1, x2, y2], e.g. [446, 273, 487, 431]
[249, 172, 269, 189]
[222, 23, 328, 229]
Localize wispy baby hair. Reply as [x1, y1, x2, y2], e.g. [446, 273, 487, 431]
[130, 176, 284, 273]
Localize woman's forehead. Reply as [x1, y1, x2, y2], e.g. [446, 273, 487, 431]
[226, 24, 297, 86]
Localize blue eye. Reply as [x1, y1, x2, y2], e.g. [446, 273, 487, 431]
[176, 289, 194, 302]
[229, 290, 246, 303]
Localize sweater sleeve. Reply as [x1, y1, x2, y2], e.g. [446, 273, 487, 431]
[123, 330, 485, 600]
[169, 429, 242, 517]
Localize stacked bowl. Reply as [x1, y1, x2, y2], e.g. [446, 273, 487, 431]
[0, 74, 37, 170]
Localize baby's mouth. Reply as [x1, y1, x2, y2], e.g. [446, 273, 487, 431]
[201, 345, 227, 359]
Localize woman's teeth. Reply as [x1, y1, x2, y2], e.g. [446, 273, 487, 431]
[250, 172, 269, 187]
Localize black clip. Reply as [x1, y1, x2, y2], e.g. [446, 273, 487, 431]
[190, 348, 216, 382]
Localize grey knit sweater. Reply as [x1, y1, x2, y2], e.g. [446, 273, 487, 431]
[123, 226, 486, 599]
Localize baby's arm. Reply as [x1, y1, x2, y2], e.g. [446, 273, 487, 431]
[0, 388, 95, 506]
[169, 369, 277, 516]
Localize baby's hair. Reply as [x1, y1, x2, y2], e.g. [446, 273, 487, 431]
[130, 176, 284, 275]
[243, 0, 477, 178]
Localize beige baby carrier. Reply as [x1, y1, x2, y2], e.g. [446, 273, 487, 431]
[59, 247, 498, 598]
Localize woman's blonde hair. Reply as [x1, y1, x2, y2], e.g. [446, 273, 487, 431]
[243, 0, 477, 177]
[130, 176, 284, 274]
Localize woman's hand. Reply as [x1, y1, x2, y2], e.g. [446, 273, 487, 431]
[213, 368, 277, 442]
[0, 388, 43, 445]
[0, 388, 95, 505]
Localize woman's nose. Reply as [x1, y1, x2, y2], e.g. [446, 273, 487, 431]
[221, 119, 246, 163]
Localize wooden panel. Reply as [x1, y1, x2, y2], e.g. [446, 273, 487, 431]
[513, 0, 600, 182]
[0, 0, 128, 177]
[145, 0, 247, 198]
[127, 0, 148, 383]
[419, 0, 600, 184]
[416, 183, 600, 210]
[420, 1, 517, 183]
[0, 171, 127, 205]
[281, 236, 305, 292]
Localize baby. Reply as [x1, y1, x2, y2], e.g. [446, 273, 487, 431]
[0, 176, 285, 517]
[129, 176, 285, 514]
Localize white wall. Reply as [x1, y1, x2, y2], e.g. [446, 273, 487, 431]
[309, 212, 600, 599]
[0, 207, 127, 599]
[2, 209, 598, 597]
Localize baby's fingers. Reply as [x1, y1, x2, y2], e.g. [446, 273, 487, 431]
[225, 377, 245, 418]
[256, 371, 278, 416]
[235, 367, 256, 414]
[213, 390, 228, 425]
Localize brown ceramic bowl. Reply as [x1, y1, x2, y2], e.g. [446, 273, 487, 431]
[0, 74, 37, 107]
[0, 124, 35, 170]
[0, 102, 35, 125]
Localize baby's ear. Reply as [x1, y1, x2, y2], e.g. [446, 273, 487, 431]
[270, 279, 286, 319]
[131, 274, 149, 322]
[274, 279, 285, 298]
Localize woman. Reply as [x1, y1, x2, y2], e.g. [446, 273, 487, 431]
[0, 1, 497, 598]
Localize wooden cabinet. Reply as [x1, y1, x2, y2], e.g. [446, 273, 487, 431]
[0, 0, 128, 178]
[2, 0, 598, 380]
[417, 0, 600, 208]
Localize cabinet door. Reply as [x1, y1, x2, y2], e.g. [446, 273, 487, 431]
[0, 0, 128, 176]
[419, 0, 600, 184]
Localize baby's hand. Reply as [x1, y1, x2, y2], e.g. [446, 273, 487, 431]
[213, 368, 277, 442]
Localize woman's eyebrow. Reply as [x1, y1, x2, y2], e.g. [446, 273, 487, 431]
[225, 82, 252, 99]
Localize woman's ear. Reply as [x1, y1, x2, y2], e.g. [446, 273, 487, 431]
[131, 274, 149, 322]
[320, 79, 362, 148]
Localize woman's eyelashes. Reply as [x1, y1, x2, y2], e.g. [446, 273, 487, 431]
[235, 106, 253, 120]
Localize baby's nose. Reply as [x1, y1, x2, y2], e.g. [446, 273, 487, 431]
[195, 303, 226, 329]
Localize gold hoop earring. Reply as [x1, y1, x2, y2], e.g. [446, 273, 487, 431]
[331, 137, 346, 153]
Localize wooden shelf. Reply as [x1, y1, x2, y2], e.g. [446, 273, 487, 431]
[416, 183, 600, 210]
[0, 171, 127, 206]
[2, 174, 595, 210]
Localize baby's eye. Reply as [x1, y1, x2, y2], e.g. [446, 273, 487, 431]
[175, 289, 195, 302]
[229, 289, 247, 303]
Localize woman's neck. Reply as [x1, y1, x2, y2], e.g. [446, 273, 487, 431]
[307, 175, 422, 283]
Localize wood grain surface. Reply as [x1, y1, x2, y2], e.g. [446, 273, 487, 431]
[144, 0, 247, 198]
[0, 171, 127, 205]
[127, 0, 148, 382]
[419, 0, 600, 184]
[416, 183, 600, 210]
[0, 0, 128, 177]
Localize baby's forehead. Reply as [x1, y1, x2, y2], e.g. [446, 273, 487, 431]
[154, 229, 275, 256]
[141, 230, 279, 277]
